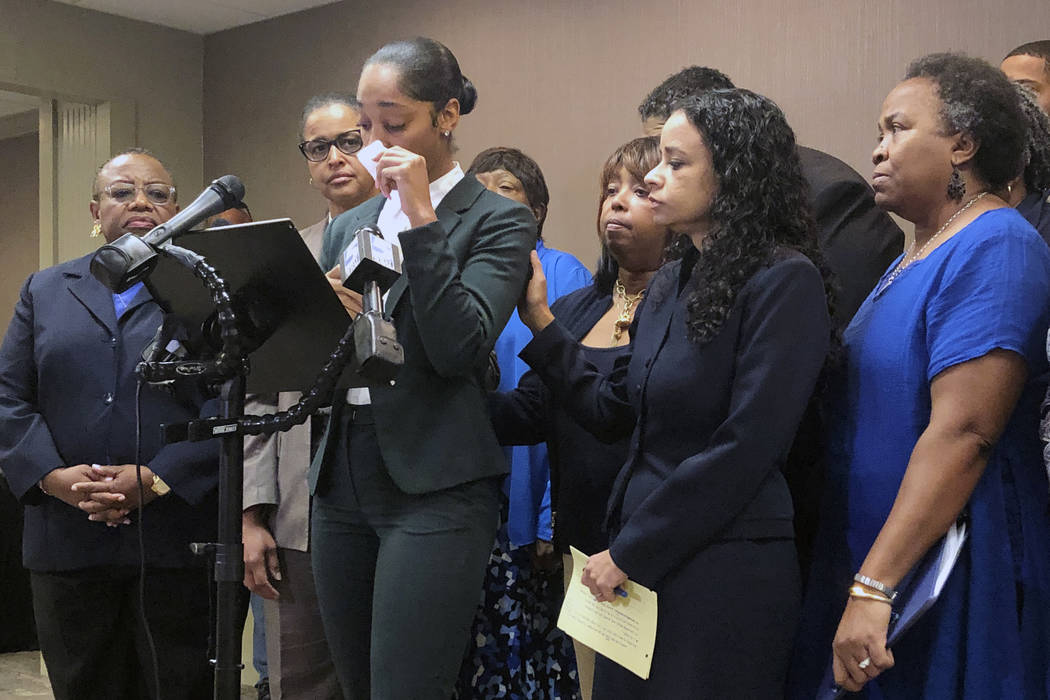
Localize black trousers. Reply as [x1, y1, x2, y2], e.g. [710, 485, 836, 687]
[0, 473, 36, 651]
[311, 407, 500, 700]
[31, 566, 213, 700]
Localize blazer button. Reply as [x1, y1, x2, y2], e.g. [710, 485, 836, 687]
[103, 392, 114, 405]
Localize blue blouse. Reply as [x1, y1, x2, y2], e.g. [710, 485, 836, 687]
[493, 239, 591, 547]
[792, 208, 1050, 699]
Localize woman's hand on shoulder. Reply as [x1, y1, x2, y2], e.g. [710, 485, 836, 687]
[374, 146, 437, 228]
[518, 251, 554, 334]
[831, 596, 895, 692]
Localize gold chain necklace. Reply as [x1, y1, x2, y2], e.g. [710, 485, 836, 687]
[881, 191, 989, 291]
[612, 279, 645, 342]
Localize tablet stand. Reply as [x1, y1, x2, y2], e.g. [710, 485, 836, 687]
[137, 220, 367, 699]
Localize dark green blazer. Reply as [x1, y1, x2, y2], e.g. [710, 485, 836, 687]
[309, 175, 536, 494]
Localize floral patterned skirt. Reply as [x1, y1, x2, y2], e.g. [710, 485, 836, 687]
[453, 529, 581, 699]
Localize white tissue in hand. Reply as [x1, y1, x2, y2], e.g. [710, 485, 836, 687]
[356, 140, 387, 182]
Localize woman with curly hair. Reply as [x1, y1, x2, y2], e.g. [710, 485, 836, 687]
[789, 54, 1050, 698]
[516, 89, 833, 698]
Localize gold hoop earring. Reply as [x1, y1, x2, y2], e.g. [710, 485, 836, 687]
[90, 221, 102, 238]
[309, 177, 314, 185]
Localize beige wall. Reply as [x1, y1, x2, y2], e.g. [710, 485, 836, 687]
[0, 132, 39, 330]
[202, 0, 1050, 267]
[2, 0, 1047, 272]
[0, 0, 203, 247]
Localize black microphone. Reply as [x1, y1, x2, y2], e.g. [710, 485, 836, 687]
[141, 313, 189, 365]
[339, 225, 404, 383]
[90, 175, 245, 292]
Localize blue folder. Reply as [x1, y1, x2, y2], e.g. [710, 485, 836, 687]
[817, 519, 968, 698]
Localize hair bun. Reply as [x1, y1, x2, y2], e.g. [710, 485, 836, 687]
[459, 76, 477, 115]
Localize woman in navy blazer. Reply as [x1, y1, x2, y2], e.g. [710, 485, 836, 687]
[0, 150, 219, 699]
[517, 90, 833, 698]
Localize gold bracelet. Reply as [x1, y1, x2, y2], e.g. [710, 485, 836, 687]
[849, 584, 893, 605]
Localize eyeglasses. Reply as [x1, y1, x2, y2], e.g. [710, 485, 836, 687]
[298, 131, 364, 162]
[99, 183, 177, 205]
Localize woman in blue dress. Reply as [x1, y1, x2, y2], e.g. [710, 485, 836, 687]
[790, 53, 1050, 698]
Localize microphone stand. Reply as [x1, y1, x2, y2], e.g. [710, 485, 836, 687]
[137, 244, 360, 700]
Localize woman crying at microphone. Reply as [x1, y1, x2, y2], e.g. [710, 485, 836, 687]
[313, 37, 536, 700]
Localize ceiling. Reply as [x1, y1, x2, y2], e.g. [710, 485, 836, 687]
[53, 0, 340, 35]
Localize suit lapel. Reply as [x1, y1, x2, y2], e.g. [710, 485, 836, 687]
[385, 177, 482, 313]
[327, 196, 384, 270]
[66, 258, 117, 335]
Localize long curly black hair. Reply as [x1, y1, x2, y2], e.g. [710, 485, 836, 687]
[668, 89, 835, 345]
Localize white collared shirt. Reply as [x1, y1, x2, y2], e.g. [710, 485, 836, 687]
[349, 162, 464, 405]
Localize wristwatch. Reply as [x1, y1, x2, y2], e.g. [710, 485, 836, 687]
[150, 473, 171, 497]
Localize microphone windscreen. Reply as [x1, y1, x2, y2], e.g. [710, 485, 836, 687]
[212, 175, 245, 208]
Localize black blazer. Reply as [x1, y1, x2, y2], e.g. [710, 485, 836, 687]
[0, 253, 218, 571]
[489, 283, 630, 555]
[800, 146, 904, 325]
[521, 247, 830, 588]
[311, 175, 536, 494]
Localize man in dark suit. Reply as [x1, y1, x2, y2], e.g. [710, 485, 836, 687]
[0, 150, 219, 700]
[639, 66, 904, 325]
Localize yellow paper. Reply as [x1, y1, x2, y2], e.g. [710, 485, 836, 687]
[557, 546, 658, 680]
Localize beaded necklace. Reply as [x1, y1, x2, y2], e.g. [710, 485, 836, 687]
[880, 191, 989, 291]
